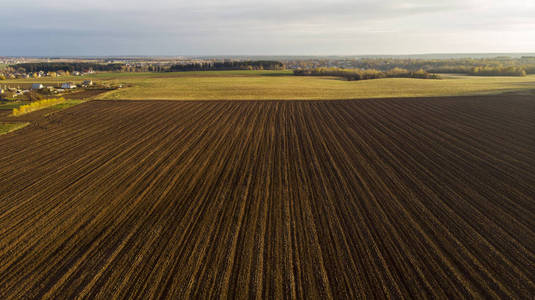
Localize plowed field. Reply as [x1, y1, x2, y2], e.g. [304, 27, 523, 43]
[0, 96, 534, 299]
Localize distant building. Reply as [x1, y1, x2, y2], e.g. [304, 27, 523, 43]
[31, 83, 44, 90]
[73, 71, 81, 76]
[61, 83, 77, 89]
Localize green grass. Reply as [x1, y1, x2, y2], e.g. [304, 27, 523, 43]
[49, 99, 85, 110]
[44, 100, 86, 116]
[0, 101, 25, 110]
[0, 122, 30, 135]
[3, 71, 535, 100]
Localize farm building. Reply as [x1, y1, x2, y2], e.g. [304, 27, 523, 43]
[31, 83, 44, 90]
[61, 83, 77, 89]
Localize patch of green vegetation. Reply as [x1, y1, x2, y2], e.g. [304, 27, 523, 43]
[44, 100, 86, 116]
[50, 99, 85, 110]
[0, 101, 24, 110]
[0, 122, 30, 135]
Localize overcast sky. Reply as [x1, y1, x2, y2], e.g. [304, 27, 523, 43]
[2, 0, 535, 56]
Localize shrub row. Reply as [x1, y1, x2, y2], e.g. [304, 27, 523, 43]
[12, 97, 65, 116]
[293, 67, 439, 81]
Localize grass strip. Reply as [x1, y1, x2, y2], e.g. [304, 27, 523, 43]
[0, 122, 30, 135]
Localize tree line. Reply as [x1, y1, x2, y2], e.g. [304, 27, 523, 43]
[168, 61, 284, 72]
[13, 63, 124, 73]
[288, 57, 535, 77]
[293, 67, 439, 81]
[6, 61, 285, 75]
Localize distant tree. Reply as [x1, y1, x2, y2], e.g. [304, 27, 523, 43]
[294, 67, 439, 81]
[168, 61, 284, 72]
[13, 63, 124, 73]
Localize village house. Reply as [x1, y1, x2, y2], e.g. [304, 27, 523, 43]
[31, 83, 44, 90]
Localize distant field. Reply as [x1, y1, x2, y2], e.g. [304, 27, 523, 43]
[0, 96, 534, 298]
[2, 71, 535, 100]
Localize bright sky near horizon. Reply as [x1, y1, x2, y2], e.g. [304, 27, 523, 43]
[3, 0, 535, 56]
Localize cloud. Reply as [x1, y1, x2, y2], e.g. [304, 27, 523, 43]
[2, 0, 534, 55]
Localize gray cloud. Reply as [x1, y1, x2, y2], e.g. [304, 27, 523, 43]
[2, 0, 534, 56]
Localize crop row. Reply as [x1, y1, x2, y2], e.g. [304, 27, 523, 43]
[0, 96, 533, 299]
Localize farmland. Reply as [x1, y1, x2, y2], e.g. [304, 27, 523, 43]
[2, 71, 535, 100]
[0, 95, 534, 298]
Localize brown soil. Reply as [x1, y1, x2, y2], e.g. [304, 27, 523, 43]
[0, 95, 534, 299]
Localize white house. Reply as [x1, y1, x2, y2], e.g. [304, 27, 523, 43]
[31, 83, 44, 90]
[61, 83, 77, 89]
